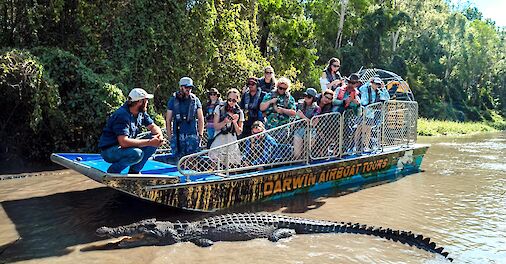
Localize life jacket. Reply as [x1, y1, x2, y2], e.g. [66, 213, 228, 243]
[368, 84, 380, 104]
[243, 88, 262, 119]
[218, 103, 241, 135]
[173, 92, 198, 124]
[205, 100, 221, 122]
[324, 69, 342, 91]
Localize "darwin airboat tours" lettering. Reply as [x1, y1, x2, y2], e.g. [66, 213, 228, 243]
[262, 158, 389, 196]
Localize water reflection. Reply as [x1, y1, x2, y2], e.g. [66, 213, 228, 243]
[0, 132, 505, 263]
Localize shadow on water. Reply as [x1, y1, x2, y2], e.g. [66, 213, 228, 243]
[0, 174, 404, 262]
[0, 187, 203, 263]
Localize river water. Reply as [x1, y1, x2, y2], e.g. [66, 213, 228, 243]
[0, 132, 505, 264]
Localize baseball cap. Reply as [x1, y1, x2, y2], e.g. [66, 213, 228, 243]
[179, 77, 194, 87]
[304, 88, 318, 97]
[128, 88, 154, 102]
[372, 77, 382, 84]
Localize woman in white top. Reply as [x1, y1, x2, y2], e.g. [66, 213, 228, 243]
[209, 88, 245, 166]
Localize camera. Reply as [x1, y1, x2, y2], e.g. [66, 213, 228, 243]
[227, 114, 233, 120]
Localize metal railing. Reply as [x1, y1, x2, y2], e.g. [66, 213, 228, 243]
[168, 100, 419, 177]
[309, 112, 342, 160]
[177, 119, 310, 177]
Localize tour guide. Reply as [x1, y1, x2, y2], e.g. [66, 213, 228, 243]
[166, 77, 205, 159]
[98, 88, 165, 174]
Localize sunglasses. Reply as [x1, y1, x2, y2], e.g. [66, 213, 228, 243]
[277, 86, 287, 91]
[182, 85, 193, 89]
[227, 98, 237, 103]
[332, 64, 340, 68]
[304, 94, 313, 98]
[248, 82, 256, 86]
[349, 81, 359, 84]
[324, 95, 333, 100]
[265, 71, 273, 74]
[208, 92, 218, 96]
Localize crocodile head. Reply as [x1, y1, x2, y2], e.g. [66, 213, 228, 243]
[96, 218, 179, 246]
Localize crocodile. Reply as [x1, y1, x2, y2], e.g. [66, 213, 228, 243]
[96, 213, 453, 261]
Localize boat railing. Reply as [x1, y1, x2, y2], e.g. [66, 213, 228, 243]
[176, 100, 418, 178]
[309, 111, 343, 160]
[177, 119, 311, 177]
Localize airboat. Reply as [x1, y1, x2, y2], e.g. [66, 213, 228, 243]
[51, 68, 428, 212]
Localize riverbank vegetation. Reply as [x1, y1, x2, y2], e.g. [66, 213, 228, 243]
[1, 0, 505, 161]
[418, 113, 506, 136]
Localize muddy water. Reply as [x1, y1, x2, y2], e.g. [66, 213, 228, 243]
[0, 132, 505, 264]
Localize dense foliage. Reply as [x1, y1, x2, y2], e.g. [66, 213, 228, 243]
[0, 0, 504, 161]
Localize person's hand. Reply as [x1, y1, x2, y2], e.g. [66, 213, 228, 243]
[149, 136, 163, 147]
[231, 114, 239, 123]
[224, 116, 232, 124]
[275, 106, 284, 114]
[242, 85, 248, 94]
[270, 98, 278, 104]
[332, 79, 341, 86]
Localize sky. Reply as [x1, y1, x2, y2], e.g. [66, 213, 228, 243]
[451, 0, 506, 27]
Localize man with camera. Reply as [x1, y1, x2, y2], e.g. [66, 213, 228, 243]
[165, 77, 205, 159]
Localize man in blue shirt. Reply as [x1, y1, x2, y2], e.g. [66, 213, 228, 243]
[98, 88, 164, 174]
[165, 77, 205, 159]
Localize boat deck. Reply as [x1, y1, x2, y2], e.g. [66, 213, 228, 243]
[52, 145, 413, 184]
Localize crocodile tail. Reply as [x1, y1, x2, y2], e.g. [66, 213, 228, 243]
[332, 222, 453, 262]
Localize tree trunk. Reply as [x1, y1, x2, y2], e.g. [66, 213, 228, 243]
[334, 0, 349, 49]
[259, 19, 269, 56]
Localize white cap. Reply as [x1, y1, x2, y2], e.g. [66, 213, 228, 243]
[128, 88, 154, 102]
[179, 77, 194, 87]
[372, 77, 382, 84]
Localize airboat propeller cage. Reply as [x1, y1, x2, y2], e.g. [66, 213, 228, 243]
[357, 68, 414, 101]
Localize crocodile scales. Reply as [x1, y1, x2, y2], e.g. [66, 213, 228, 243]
[96, 213, 453, 261]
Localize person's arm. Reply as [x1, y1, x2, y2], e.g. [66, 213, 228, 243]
[296, 108, 308, 120]
[117, 135, 160, 148]
[260, 97, 276, 111]
[233, 119, 243, 136]
[165, 110, 173, 141]
[379, 86, 390, 101]
[213, 107, 229, 131]
[277, 96, 296, 116]
[320, 72, 329, 93]
[147, 123, 163, 136]
[196, 108, 204, 137]
[232, 111, 244, 135]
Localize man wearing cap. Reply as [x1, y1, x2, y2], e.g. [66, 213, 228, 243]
[239, 77, 266, 138]
[359, 76, 389, 106]
[336, 73, 362, 113]
[98, 88, 164, 174]
[166, 77, 205, 159]
[358, 76, 390, 151]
